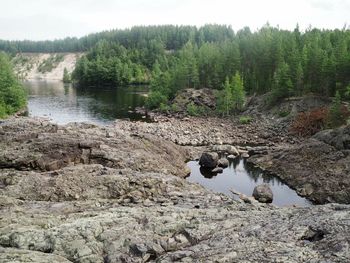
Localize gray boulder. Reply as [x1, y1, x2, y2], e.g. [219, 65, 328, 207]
[199, 152, 219, 168]
[218, 158, 229, 168]
[253, 184, 273, 203]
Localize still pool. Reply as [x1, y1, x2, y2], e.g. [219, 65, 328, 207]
[186, 158, 311, 207]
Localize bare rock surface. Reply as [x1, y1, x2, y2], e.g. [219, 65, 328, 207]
[249, 125, 350, 204]
[0, 117, 350, 262]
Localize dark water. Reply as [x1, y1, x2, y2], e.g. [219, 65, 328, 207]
[187, 158, 311, 207]
[24, 80, 149, 125]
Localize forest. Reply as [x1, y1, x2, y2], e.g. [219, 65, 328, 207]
[1, 24, 350, 113]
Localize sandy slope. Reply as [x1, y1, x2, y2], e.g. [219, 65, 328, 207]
[13, 52, 82, 80]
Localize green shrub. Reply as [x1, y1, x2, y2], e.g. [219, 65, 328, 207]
[239, 116, 252, 124]
[0, 52, 26, 118]
[186, 102, 208, 116]
[146, 91, 168, 109]
[159, 103, 170, 112]
[170, 103, 181, 112]
[328, 91, 350, 128]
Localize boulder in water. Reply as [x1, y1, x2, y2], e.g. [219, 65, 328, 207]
[199, 152, 219, 168]
[253, 184, 273, 203]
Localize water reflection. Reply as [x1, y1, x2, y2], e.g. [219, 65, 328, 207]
[187, 157, 311, 207]
[24, 80, 149, 125]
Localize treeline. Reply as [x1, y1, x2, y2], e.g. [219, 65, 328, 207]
[146, 25, 350, 109]
[0, 52, 26, 118]
[0, 25, 233, 53]
[2, 24, 349, 111]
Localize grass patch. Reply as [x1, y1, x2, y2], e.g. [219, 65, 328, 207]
[239, 115, 252, 124]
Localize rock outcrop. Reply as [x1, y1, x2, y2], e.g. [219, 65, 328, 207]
[0, 117, 350, 262]
[249, 125, 350, 204]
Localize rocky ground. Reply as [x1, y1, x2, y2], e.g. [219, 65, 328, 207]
[0, 117, 350, 262]
[117, 107, 350, 205]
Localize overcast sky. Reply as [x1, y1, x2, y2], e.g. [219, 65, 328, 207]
[0, 0, 349, 40]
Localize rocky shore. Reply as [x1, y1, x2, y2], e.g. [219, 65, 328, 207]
[0, 117, 350, 262]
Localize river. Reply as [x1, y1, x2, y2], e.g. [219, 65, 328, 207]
[24, 80, 311, 207]
[24, 80, 149, 125]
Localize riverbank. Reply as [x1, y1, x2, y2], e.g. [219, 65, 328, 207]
[116, 113, 350, 205]
[0, 117, 349, 262]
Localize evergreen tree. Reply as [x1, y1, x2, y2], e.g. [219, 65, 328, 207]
[0, 52, 26, 118]
[270, 62, 293, 104]
[216, 77, 233, 116]
[231, 72, 245, 111]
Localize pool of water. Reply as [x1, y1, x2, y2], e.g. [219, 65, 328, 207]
[186, 158, 311, 207]
[24, 80, 149, 125]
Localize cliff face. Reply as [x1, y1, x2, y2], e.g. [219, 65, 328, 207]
[0, 117, 349, 262]
[12, 53, 82, 81]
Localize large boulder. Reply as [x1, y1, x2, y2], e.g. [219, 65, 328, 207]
[199, 152, 219, 168]
[252, 184, 273, 203]
[314, 124, 350, 150]
[218, 158, 229, 168]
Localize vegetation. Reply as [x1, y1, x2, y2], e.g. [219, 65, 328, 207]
[0, 52, 26, 118]
[63, 68, 71, 83]
[239, 116, 252, 124]
[291, 98, 350, 137]
[328, 91, 349, 127]
[216, 72, 245, 115]
[1, 24, 349, 113]
[38, 54, 64, 73]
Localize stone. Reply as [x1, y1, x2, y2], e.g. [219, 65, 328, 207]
[212, 145, 239, 155]
[227, 154, 237, 160]
[211, 167, 224, 173]
[242, 152, 250, 158]
[253, 184, 273, 203]
[199, 152, 219, 168]
[218, 158, 229, 168]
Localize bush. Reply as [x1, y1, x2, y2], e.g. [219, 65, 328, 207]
[186, 102, 200, 116]
[186, 102, 208, 116]
[239, 116, 252, 124]
[328, 91, 349, 128]
[170, 103, 181, 112]
[146, 91, 168, 109]
[290, 107, 328, 137]
[159, 103, 170, 112]
[0, 53, 26, 118]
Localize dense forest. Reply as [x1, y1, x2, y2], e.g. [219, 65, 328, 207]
[0, 52, 26, 118]
[1, 24, 350, 113]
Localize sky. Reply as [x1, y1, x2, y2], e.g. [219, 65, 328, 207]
[0, 0, 349, 40]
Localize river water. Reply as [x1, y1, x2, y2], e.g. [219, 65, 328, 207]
[24, 80, 310, 206]
[187, 158, 311, 207]
[24, 80, 148, 125]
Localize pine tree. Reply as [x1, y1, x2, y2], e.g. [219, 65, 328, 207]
[328, 91, 344, 128]
[216, 77, 233, 116]
[270, 62, 293, 104]
[231, 72, 245, 111]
